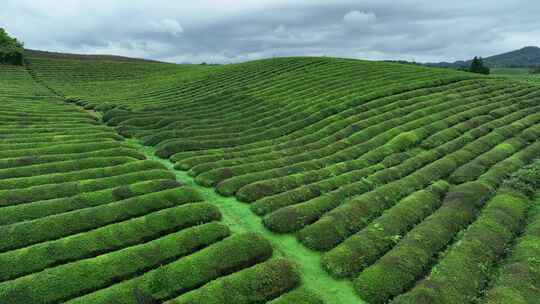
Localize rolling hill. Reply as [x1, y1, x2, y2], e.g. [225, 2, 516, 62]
[428, 46, 540, 68]
[0, 50, 538, 304]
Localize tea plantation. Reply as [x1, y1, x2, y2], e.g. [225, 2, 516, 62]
[0, 49, 538, 304]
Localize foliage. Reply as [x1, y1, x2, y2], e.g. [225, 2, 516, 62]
[0, 28, 23, 65]
[469, 56, 490, 74]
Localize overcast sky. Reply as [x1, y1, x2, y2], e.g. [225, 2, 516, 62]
[1, 0, 539, 64]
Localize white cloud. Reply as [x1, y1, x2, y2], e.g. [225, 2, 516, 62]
[150, 18, 184, 37]
[343, 10, 376, 30]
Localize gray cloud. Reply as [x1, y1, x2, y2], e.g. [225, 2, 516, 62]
[1, 0, 539, 63]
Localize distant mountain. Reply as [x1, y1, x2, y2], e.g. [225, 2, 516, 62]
[427, 46, 540, 68]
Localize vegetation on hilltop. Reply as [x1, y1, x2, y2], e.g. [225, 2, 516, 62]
[469, 56, 490, 74]
[0, 28, 23, 65]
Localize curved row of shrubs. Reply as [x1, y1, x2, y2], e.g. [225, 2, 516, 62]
[64, 233, 273, 304]
[0, 179, 181, 226]
[0, 220, 234, 304]
[294, 111, 540, 251]
[392, 161, 540, 304]
[0, 202, 222, 281]
[0, 187, 201, 252]
[262, 108, 536, 238]
[167, 258, 300, 304]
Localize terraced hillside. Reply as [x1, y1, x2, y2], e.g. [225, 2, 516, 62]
[3, 51, 539, 304]
[0, 64, 311, 303]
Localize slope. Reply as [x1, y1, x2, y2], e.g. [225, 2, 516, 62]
[26, 52, 540, 304]
[0, 62, 314, 303]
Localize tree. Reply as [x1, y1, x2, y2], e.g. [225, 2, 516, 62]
[530, 65, 540, 74]
[0, 28, 24, 65]
[469, 56, 490, 75]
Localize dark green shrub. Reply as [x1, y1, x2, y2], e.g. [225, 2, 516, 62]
[0, 219, 233, 304]
[0, 187, 201, 251]
[0, 28, 23, 66]
[0, 179, 180, 225]
[0, 204, 224, 281]
[167, 259, 300, 304]
[322, 181, 449, 278]
[66, 233, 273, 304]
[353, 182, 492, 304]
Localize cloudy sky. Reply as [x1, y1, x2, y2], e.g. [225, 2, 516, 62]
[1, 0, 539, 63]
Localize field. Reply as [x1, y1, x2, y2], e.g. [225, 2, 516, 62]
[0, 51, 538, 304]
[491, 67, 540, 84]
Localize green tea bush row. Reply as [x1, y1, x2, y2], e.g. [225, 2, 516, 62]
[322, 181, 450, 278]
[0, 156, 138, 179]
[194, 84, 497, 188]
[171, 80, 484, 167]
[483, 204, 540, 303]
[0, 141, 130, 159]
[167, 258, 300, 304]
[392, 161, 540, 304]
[0, 219, 231, 304]
[295, 111, 540, 250]
[353, 182, 492, 303]
[156, 76, 474, 158]
[0, 160, 166, 191]
[65, 233, 273, 304]
[0, 179, 180, 226]
[0, 187, 201, 252]
[0, 203, 222, 281]
[234, 92, 523, 202]
[0, 169, 174, 206]
[0, 147, 145, 170]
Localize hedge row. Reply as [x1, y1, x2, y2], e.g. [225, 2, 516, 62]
[0, 203, 222, 281]
[0, 141, 133, 160]
[294, 110, 540, 250]
[483, 197, 540, 303]
[393, 162, 540, 304]
[321, 181, 450, 278]
[0, 160, 166, 191]
[170, 80, 484, 166]
[251, 164, 384, 216]
[0, 169, 175, 207]
[0, 220, 231, 304]
[155, 75, 475, 158]
[217, 86, 532, 199]
[449, 137, 528, 184]
[134, 66, 455, 138]
[176, 81, 488, 170]
[64, 233, 273, 304]
[234, 91, 523, 202]
[0, 156, 138, 179]
[0, 179, 181, 226]
[0, 187, 201, 252]
[263, 123, 492, 237]
[353, 182, 493, 303]
[0, 132, 122, 144]
[194, 84, 503, 189]
[167, 258, 300, 304]
[250, 102, 522, 216]
[0, 147, 145, 170]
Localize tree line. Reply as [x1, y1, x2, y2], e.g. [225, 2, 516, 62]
[0, 28, 24, 65]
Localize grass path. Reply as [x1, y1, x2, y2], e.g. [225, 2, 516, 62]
[127, 139, 364, 304]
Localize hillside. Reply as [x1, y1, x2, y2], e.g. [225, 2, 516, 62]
[429, 46, 540, 68]
[0, 50, 538, 304]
